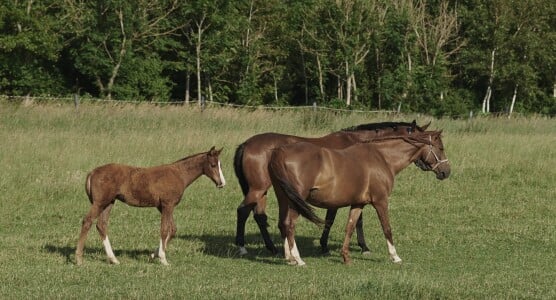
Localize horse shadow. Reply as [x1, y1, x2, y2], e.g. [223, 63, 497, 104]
[43, 234, 381, 265]
[176, 233, 381, 264]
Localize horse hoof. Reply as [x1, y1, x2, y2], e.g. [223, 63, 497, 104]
[238, 247, 248, 256]
[391, 257, 402, 264]
[109, 258, 120, 265]
[361, 251, 371, 256]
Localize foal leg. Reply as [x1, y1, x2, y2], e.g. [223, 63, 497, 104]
[75, 204, 102, 265]
[96, 202, 119, 264]
[153, 206, 175, 266]
[372, 200, 402, 263]
[319, 208, 338, 255]
[341, 206, 363, 264]
[355, 212, 371, 255]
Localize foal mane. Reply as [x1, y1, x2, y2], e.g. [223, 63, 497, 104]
[173, 151, 207, 164]
[341, 121, 424, 132]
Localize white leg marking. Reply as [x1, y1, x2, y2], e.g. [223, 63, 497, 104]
[158, 239, 169, 266]
[290, 240, 306, 266]
[387, 240, 402, 263]
[218, 160, 226, 187]
[103, 237, 120, 265]
[238, 246, 248, 256]
[284, 238, 293, 263]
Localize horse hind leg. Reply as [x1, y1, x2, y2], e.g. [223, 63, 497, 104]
[285, 209, 305, 266]
[96, 202, 119, 265]
[341, 206, 363, 264]
[253, 194, 278, 254]
[75, 204, 102, 265]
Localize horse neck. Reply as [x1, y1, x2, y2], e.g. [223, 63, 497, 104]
[173, 153, 206, 186]
[370, 138, 422, 175]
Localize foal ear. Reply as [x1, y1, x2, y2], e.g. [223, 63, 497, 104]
[421, 121, 431, 131]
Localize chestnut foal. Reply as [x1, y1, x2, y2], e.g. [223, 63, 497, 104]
[75, 147, 225, 265]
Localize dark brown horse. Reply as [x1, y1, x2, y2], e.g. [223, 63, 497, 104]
[75, 147, 226, 265]
[269, 130, 450, 266]
[233, 121, 429, 255]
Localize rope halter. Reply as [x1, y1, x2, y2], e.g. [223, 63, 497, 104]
[424, 135, 449, 170]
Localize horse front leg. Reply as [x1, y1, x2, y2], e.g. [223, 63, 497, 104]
[372, 200, 402, 263]
[319, 208, 338, 255]
[341, 206, 363, 264]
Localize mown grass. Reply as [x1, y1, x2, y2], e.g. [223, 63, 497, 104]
[0, 101, 554, 299]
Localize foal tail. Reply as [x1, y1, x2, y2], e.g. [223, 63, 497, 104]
[233, 143, 249, 196]
[85, 172, 93, 203]
[269, 154, 324, 226]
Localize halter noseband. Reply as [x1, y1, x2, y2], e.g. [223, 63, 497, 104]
[424, 135, 449, 170]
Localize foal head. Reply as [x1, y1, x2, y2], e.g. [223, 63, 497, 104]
[204, 146, 226, 188]
[412, 131, 451, 180]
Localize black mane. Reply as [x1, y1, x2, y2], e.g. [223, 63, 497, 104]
[341, 121, 417, 132]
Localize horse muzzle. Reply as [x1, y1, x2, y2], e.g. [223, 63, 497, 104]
[434, 164, 451, 180]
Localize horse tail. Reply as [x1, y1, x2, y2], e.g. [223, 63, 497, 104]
[85, 172, 93, 203]
[269, 154, 324, 226]
[233, 143, 249, 196]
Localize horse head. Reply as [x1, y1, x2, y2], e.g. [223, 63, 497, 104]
[413, 131, 450, 180]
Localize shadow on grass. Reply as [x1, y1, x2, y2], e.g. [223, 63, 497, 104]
[176, 233, 382, 265]
[43, 233, 381, 265]
[43, 244, 154, 264]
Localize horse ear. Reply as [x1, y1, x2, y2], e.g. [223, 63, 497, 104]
[410, 120, 417, 133]
[208, 146, 216, 155]
[421, 121, 431, 131]
[218, 147, 223, 155]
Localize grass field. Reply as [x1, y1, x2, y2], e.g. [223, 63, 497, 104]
[0, 101, 554, 299]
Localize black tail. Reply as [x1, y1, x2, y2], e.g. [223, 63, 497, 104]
[233, 143, 249, 196]
[269, 160, 324, 226]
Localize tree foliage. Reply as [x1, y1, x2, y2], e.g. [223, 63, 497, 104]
[0, 0, 554, 115]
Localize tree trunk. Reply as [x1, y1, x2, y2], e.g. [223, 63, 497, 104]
[196, 28, 202, 107]
[346, 61, 351, 106]
[208, 76, 213, 102]
[508, 84, 518, 118]
[317, 55, 325, 101]
[184, 73, 190, 105]
[483, 49, 495, 113]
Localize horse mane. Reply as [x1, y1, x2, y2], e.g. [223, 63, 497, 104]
[341, 121, 421, 132]
[365, 130, 441, 145]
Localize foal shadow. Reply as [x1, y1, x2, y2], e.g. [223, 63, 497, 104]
[43, 244, 153, 264]
[43, 244, 74, 263]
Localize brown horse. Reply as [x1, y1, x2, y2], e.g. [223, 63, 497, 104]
[75, 147, 226, 265]
[269, 130, 450, 266]
[233, 121, 429, 255]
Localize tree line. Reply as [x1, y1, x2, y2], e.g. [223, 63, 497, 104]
[1, 0, 554, 116]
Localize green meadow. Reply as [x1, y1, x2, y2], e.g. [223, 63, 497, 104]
[0, 101, 554, 299]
